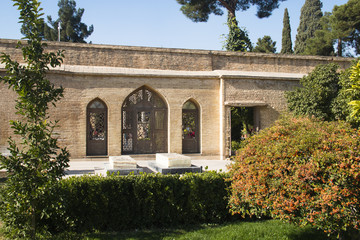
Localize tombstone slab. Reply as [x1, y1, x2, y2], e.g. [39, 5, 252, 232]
[109, 155, 137, 169]
[156, 153, 191, 168]
[96, 156, 143, 175]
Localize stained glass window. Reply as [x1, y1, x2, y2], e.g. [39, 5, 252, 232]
[182, 112, 196, 139]
[183, 101, 196, 110]
[137, 111, 151, 140]
[89, 112, 105, 140]
[89, 100, 105, 109]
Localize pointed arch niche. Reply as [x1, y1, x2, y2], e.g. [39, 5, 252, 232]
[121, 86, 168, 154]
[86, 98, 108, 156]
[182, 99, 200, 153]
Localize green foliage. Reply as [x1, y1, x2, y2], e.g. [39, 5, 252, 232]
[34, 219, 328, 240]
[40, 172, 231, 234]
[231, 107, 254, 141]
[228, 115, 360, 237]
[294, 0, 323, 55]
[304, 0, 360, 57]
[348, 61, 360, 121]
[0, 0, 70, 238]
[43, 0, 93, 43]
[176, 0, 285, 50]
[280, 8, 293, 54]
[253, 35, 276, 53]
[176, 0, 286, 23]
[303, 13, 335, 56]
[285, 63, 340, 121]
[331, 60, 360, 127]
[223, 17, 252, 52]
[331, 0, 360, 56]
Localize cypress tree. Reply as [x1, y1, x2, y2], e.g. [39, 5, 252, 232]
[294, 0, 323, 54]
[44, 0, 93, 43]
[281, 8, 293, 54]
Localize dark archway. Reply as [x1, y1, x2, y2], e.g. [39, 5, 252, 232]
[86, 98, 108, 156]
[182, 99, 200, 153]
[122, 86, 167, 154]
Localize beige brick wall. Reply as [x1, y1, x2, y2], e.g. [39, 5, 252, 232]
[224, 78, 299, 129]
[41, 72, 220, 158]
[0, 82, 17, 146]
[0, 39, 352, 73]
[0, 39, 355, 159]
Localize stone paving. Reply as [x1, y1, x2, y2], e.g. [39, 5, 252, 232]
[65, 157, 233, 177]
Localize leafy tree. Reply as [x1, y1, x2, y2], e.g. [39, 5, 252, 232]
[280, 8, 292, 54]
[0, 0, 70, 238]
[304, 0, 360, 57]
[176, 1, 285, 52]
[331, 63, 356, 124]
[347, 61, 360, 121]
[223, 17, 252, 52]
[253, 35, 276, 53]
[303, 13, 335, 56]
[229, 114, 360, 238]
[285, 63, 340, 121]
[329, 0, 360, 56]
[294, 0, 323, 55]
[43, 0, 93, 43]
[176, 0, 286, 25]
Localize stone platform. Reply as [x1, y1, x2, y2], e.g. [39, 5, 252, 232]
[148, 162, 202, 174]
[148, 153, 202, 174]
[95, 156, 143, 176]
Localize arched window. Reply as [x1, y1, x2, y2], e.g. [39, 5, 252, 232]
[182, 99, 200, 153]
[87, 99, 108, 156]
[122, 86, 167, 154]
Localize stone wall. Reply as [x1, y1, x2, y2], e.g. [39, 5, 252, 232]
[1, 68, 221, 158]
[0, 39, 352, 73]
[0, 39, 355, 159]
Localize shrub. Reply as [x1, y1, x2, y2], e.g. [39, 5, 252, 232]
[228, 115, 360, 237]
[42, 172, 232, 233]
[285, 63, 340, 121]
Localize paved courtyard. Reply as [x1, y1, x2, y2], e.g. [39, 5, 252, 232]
[65, 156, 233, 177]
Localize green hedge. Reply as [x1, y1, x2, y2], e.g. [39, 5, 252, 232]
[42, 172, 232, 233]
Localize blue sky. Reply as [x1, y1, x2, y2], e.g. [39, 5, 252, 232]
[0, 0, 348, 52]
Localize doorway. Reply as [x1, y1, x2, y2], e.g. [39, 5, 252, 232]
[86, 99, 108, 156]
[231, 107, 255, 155]
[122, 86, 167, 154]
[182, 100, 200, 153]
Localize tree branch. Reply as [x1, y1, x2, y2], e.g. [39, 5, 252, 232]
[217, 0, 236, 19]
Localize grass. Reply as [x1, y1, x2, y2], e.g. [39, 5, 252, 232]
[0, 219, 329, 240]
[81, 220, 329, 240]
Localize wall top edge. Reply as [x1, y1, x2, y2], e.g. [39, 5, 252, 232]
[0, 38, 354, 62]
[224, 101, 267, 107]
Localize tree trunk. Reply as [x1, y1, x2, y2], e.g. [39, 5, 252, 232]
[337, 38, 343, 57]
[218, 0, 237, 24]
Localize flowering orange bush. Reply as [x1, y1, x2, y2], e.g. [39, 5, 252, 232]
[228, 115, 360, 236]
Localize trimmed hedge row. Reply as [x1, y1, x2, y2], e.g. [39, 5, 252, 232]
[42, 172, 232, 233]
